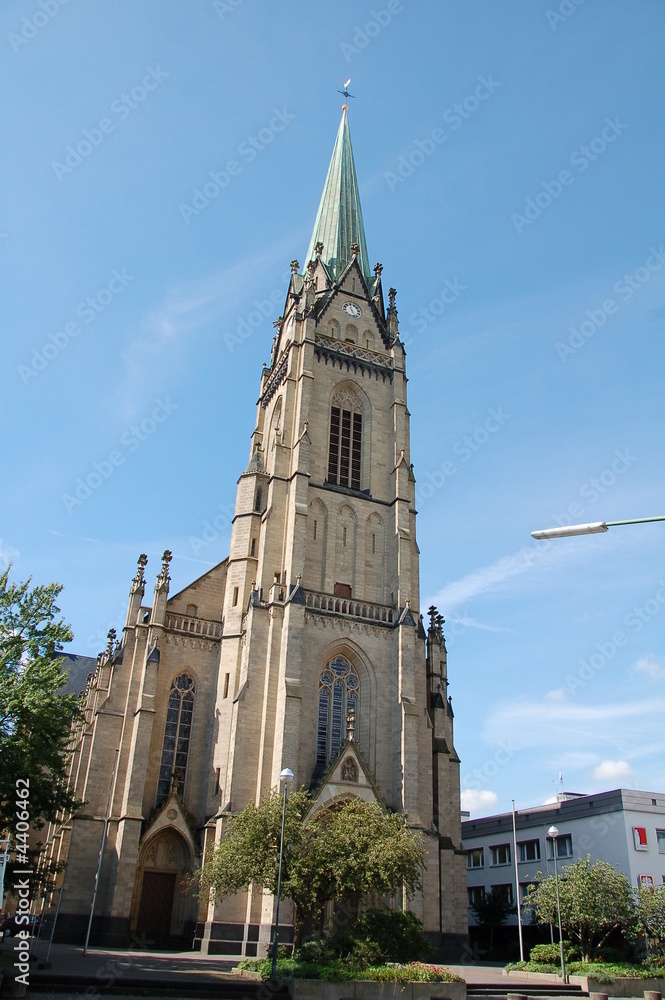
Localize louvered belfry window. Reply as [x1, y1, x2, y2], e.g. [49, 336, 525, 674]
[328, 389, 362, 490]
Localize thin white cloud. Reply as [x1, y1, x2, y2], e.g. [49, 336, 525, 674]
[0, 540, 19, 568]
[447, 614, 517, 634]
[634, 654, 665, 680]
[547, 688, 567, 701]
[118, 243, 292, 418]
[430, 541, 570, 611]
[482, 697, 665, 771]
[558, 751, 600, 770]
[593, 759, 633, 782]
[461, 789, 498, 814]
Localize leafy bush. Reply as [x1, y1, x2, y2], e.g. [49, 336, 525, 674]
[357, 962, 462, 983]
[530, 942, 579, 963]
[644, 949, 665, 970]
[239, 956, 463, 983]
[506, 959, 665, 981]
[295, 937, 335, 963]
[328, 907, 432, 965]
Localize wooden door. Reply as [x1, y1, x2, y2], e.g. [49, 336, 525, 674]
[136, 872, 176, 945]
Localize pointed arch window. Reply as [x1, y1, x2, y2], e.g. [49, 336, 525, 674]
[328, 388, 362, 490]
[316, 656, 359, 770]
[156, 674, 195, 806]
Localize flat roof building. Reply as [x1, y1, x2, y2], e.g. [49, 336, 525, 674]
[462, 788, 665, 926]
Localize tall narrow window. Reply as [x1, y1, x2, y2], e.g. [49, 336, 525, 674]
[156, 674, 195, 806]
[315, 656, 359, 770]
[327, 389, 363, 490]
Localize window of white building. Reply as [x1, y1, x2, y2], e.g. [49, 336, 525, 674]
[490, 843, 511, 866]
[657, 829, 665, 854]
[466, 848, 484, 869]
[491, 883, 514, 905]
[518, 839, 541, 862]
[467, 886, 485, 907]
[547, 833, 573, 858]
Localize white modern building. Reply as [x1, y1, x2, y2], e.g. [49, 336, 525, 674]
[462, 789, 665, 926]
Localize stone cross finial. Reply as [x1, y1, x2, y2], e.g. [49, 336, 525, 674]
[428, 605, 437, 631]
[315, 241, 324, 257]
[346, 705, 356, 741]
[307, 259, 316, 277]
[290, 259, 300, 274]
[157, 550, 172, 589]
[374, 262, 383, 278]
[350, 242, 359, 257]
[106, 628, 116, 656]
[131, 553, 148, 593]
[388, 287, 397, 308]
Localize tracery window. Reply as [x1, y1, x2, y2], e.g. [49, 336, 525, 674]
[316, 656, 359, 769]
[156, 673, 195, 806]
[327, 387, 362, 490]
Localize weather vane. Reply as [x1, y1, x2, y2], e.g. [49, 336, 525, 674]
[338, 78, 355, 106]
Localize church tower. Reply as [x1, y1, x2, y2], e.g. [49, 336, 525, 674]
[42, 101, 468, 959]
[200, 102, 468, 956]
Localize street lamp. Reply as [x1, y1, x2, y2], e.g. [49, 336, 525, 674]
[548, 825, 567, 983]
[271, 767, 294, 984]
[531, 515, 665, 540]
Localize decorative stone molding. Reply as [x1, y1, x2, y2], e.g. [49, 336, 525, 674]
[314, 333, 393, 382]
[261, 348, 290, 407]
[165, 613, 222, 640]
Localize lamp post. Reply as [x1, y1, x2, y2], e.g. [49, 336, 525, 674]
[271, 767, 294, 984]
[548, 825, 567, 983]
[531, 515, 665, 540]
[512, 800, 524, 962]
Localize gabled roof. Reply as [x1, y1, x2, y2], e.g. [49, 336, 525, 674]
[307, 737, 386, 817]
[304, 106, 371, 282]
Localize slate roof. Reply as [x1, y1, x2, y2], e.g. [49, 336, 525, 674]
[57, 651, 97, 695]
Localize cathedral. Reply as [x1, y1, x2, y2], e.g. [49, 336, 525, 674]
[43, 102, 468, 958]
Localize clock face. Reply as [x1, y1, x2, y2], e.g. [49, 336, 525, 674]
[343, 302, 361, 318]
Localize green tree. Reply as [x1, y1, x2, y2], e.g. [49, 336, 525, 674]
[0, 568, 82, 849]
[636, 884, 665, 957]
[525, 855, 635, 961]
[202, 792, 425, 944]
[470, 886, 516, 954]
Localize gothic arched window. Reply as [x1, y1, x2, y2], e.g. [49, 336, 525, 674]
[316, 656, 359, 769]
[156, 674, 195, 806]
[327, 387, 362, 491]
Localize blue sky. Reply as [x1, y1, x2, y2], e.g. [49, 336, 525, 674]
[2, 0, 664, 817]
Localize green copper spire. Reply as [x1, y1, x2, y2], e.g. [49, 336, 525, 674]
[305, 106, 371, 281]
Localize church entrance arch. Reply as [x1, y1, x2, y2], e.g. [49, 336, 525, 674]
[132, 827, 195, 949]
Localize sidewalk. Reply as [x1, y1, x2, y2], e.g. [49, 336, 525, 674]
[1, 940, 241, 990]
[0, 939, 581, 992]
[1, 940, 522, 984]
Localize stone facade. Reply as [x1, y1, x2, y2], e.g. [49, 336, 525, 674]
[41, 107, 468, 959]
